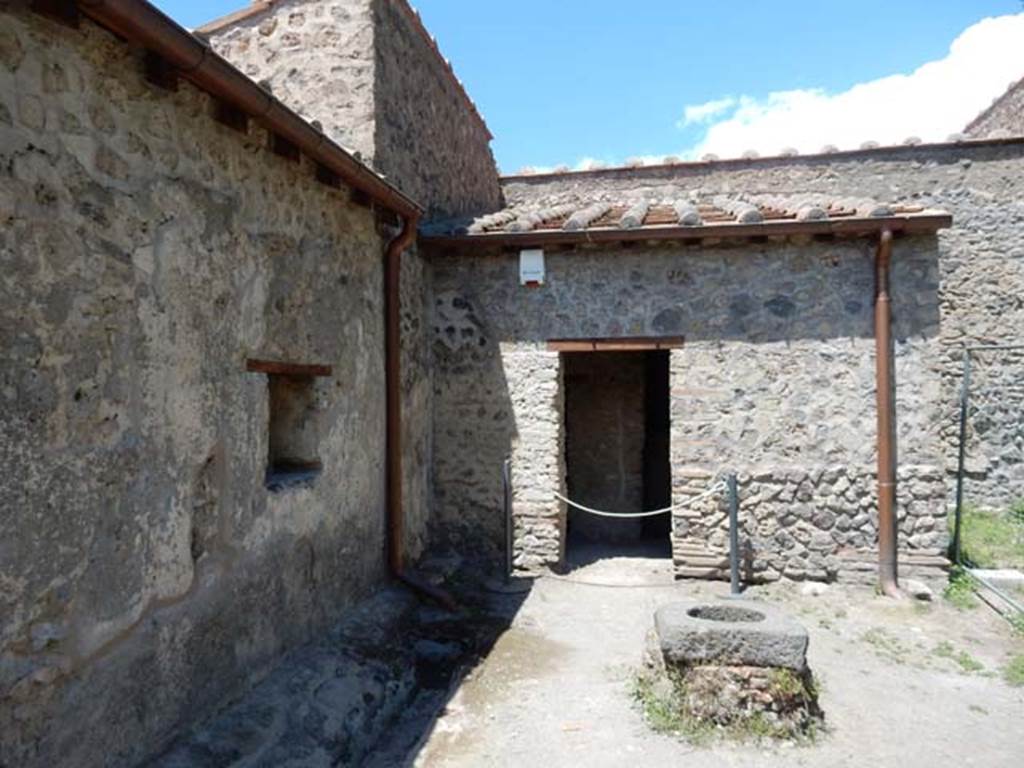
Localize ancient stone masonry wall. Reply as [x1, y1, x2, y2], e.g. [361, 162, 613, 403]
[399, 247, 434, 560]
[204, 0, 378, 164]
[957, 346, 1024, 511]
[205, 0, 503, 218]
[674, 466, 948, 584]
[428, 237, 945, 575]
[965, 78, 1024, 139]
[504, 348, 566, 573]
[503, 142, 1024, 511]
[0, 9, 394, 767]
[372, 0, 502, 217]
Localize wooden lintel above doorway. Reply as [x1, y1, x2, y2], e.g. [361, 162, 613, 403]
[546, 336, 685, 352]
[246, 358, 333, 377]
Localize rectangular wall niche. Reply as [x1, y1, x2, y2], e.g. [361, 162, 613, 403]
[246, 359, 332, 491]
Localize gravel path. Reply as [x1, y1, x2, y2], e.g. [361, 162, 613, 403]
[405, 553, 1024, 768]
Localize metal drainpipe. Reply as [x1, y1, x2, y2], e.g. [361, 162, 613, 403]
[384, 216, 457, 610]
[874, 230, 902, 598]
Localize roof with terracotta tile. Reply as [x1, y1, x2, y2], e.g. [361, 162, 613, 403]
[195, 0, 491, 139]
[501, 134, 1024, 181]
[421, 193, 951, 245]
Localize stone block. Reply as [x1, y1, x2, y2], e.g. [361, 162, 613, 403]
[654, 600, 809, 671]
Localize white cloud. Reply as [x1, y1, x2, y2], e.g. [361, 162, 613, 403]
[519, 12, 1024, 172]
[679, 97, 737, 127]
[687, 13, 1024, 158]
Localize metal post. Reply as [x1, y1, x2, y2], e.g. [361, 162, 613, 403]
[952, 350, 972, 566]
[728, 473, 740, 596]
[503, 457, 513, 583]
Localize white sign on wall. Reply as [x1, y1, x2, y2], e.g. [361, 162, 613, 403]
[519, 249, 545, 287]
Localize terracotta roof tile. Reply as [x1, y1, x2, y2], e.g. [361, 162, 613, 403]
[421, 194, 951, 241]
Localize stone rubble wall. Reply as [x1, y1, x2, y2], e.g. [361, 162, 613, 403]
[0, 8, 409, 767]
[428, 237, 944, 574]
[398, 246, 435, 561]
[206, 0, 503, 218]
[965, 78, 1024, 139]
[372, 0, 502, 218]
[957, 346, 1024, 510]
[503, 142, 1024, 513]
[673, 465, 947, 583]
[503, 347, 566, 573]
[204, 0, 378, 164]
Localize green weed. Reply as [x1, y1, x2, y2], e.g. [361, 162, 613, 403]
[943, 567, 978, 610]
[1001, 654, 1024, 687]
[956, 505, 1024, 569]
[933, 641, 985, 673]
[861, 627, 911, 664]
[769, 668, 805, 697]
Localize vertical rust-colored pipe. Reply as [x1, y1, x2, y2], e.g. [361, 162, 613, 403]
[874, 229, 902, 598]
[385, 214, 418, 576]
[384, 217, 457, 611]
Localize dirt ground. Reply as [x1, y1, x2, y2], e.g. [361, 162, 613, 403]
[398, 547, 1024, 768]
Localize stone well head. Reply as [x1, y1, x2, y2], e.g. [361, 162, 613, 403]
[654, 600, 809, 671]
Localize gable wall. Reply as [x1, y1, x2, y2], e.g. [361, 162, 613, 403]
[966, 78, 1024, 138]
[205, 0, 503, 218]
[371, 0, 502, 218]
[205, 0, 379, 164]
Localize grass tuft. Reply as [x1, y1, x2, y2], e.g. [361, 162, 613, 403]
[1001, 654, 1024, 687]
[630, 669, 822, 745]
[943, 567, 978, 610]
[933, 641, 985, 673]
[956, 503, 1024, 569]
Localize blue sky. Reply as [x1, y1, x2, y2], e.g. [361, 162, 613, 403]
[157, 1, 1024, 172]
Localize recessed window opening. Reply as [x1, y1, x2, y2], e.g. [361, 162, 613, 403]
[267, 374, 321, 489]
[246, 359, 331, 491]
[563, 350, 672, 566]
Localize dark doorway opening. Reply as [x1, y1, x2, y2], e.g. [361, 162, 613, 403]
[563, 350, 671, 564]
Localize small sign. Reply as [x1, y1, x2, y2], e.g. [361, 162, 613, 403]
[520, 249, 545, 287]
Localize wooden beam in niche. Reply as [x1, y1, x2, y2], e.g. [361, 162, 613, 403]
[246, 359, 333, 377]
[547, 337, 685, 352]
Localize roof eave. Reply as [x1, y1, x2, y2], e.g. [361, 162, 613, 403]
[420, 214, 953, 249]
[79, 0, 422, 218]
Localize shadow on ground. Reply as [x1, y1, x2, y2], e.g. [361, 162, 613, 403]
[149, 557, 530, 768]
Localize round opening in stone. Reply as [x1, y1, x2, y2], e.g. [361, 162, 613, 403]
[686, 605, 766, 623]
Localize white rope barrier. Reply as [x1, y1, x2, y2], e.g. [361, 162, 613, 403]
[553, 481, 727, 519]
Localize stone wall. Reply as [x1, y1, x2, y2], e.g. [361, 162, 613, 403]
[372, 0, 502, 218]
[503, 141, 1024, 513]
[427, 237, 946, 576]
[205, 0, 503, 218]
[965, 77, 1024, 138]
[956, 345, 1024, 511]
[674, 466, 948, 583]
[0, 9, 401, 766]
[203, 0, 378, 163]
[399, 247, 434, 559]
